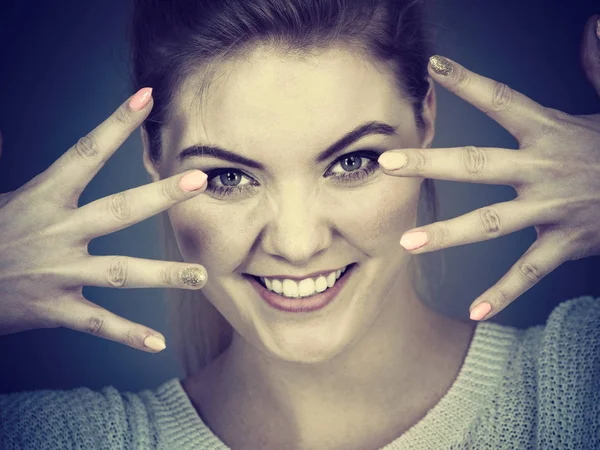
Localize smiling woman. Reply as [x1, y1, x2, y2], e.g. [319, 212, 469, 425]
[1, 0, 600, 449]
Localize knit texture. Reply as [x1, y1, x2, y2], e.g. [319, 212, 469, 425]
[1, 295, 599, 449]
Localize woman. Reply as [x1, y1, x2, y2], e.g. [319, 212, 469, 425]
[1, 0, 599, 448]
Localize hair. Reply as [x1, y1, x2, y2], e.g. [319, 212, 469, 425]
[127, 0, 445, 376]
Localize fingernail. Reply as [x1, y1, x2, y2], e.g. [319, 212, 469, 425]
[180, 170, 208, 192]
[400, 231, 428, 250]
[144, 335, 166, 352]
[129, 87, 153, 112]
[429, 55, 454, 76]
[179, 267, 207, 287]
[378, 152, 407, 170]
[470, 302, 492, 321]
[596, 18, 600, 40]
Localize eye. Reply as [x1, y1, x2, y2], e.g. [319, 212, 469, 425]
[203, 168, 258, 197]
[324, 150, 381, 184]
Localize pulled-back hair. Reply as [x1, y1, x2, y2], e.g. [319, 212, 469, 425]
[127, 0, 443, 375]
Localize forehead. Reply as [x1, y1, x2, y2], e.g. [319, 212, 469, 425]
[165, 45, 413, 153]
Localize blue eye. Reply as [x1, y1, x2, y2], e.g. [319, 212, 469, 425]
[204, 168, 258, 197]
[324, 150, 381, 183]
[202, 150, 381, 198]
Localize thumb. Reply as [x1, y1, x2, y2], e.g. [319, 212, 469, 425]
[580, 15, 600, 99]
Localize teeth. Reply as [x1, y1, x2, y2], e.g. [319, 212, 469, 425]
[259, 265, 351, 298]
[282, 279, 299, 297]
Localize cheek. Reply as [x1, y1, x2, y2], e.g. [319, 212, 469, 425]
[335, 178, 421, 252]
[167, 203, 253, 275]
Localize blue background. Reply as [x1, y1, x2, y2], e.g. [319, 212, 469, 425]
[1, 0, 599, 394]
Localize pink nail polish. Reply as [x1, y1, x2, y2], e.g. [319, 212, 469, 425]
[400, 231, 428, 250]
[180, 170, 208, 192]
[129, 87, 153, 112]
[470, 302, 492, 321]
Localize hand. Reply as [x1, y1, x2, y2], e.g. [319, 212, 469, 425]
[377, 15, 600, 322]
[0, 88, 209, 353]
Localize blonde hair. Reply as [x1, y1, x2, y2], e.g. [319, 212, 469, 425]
[162, 179, 443, 376]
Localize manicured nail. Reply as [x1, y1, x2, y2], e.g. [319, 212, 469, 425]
[144, 335, 166, 352]
[180, 170, 208, 192]
[378, 152, 407, 170]
[470, 302, 492, 321]
[400, 231, 428, 250]
[179, 267, 207, 287]
[129, 87, 153, 112]
[429, 55, 454, 76]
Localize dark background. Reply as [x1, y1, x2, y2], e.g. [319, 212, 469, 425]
[1, 0, 599, 394]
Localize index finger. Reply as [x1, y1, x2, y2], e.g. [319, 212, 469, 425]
[36, 88, 154, 205]
[428, 55, 550, 144]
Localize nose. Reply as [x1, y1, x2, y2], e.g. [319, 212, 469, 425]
[261, 180, 331, 265]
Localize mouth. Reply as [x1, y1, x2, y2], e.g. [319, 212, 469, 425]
[242, 263, 358, 314]
[248, 263, 356, 294]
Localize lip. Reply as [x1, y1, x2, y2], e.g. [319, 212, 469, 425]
[244, 263, 357, 313]
[247, 265, 350, 282]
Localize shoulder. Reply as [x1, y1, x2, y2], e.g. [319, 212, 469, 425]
[0, 383, 138, 448]
[539, 295, 600, 359]
[533, 295, 600, 445]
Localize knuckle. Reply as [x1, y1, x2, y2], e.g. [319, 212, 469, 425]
[429, 223, 450, 248]
[488, 284, 510, 306]
[73, 135, 101, 161]
[490, 82, 514, 112]
[160, 178, 182, 203]
[462, 146, 486, 176]
[106, 256, 130, 288]
[453, 65, 470, 91]
[478, 207, 502, 237]
[112, 104, 131, 127]
[412, 150, 429, 175]
[519, 261, 544, 285]
[85, 314, 107, 335]
[123, 328, 138, 347]
[160, 265, 177, 286]
[108, 191, 132, 222]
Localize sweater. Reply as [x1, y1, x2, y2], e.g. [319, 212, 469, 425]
[1, 295, 599, 450]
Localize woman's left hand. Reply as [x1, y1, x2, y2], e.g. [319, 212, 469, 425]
[378, 15, 600, 322]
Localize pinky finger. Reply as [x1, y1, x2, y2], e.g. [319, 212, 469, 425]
[468, 235, 569, 321]
[53, 296, 167, 353]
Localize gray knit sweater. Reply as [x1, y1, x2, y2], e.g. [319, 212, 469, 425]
[1, 295, 599, 449]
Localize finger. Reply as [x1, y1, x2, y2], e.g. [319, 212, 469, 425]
[68, 169, 207, 240]
[58, 256, 208, 290]
[51, 296, 168, 353]
[378, 146, 536, 186]
[580, 15, 600, 98]
[428, 55, 550, 144]
[397, 198, 561, 254]
[37, 88, 154, 205]
[468, 235, 569, 321]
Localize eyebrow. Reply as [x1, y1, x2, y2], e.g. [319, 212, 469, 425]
[176, 121, 398, 169]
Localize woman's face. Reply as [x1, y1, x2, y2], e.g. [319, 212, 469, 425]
[145, 45, 436, 364]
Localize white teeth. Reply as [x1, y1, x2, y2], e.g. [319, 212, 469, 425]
[326, 272, 336, 288]
[282, 279, 299, 297]
[315, 276, 328, 292]
[258, 264, 352, 298]
[298, 278, 315, 297]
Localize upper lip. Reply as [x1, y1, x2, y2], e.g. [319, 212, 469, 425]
[246, 263, 353, 281]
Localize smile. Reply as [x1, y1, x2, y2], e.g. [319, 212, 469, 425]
[243, 263, 357, 313]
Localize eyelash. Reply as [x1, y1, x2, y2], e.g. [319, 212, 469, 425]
[202, 150, 381, 198]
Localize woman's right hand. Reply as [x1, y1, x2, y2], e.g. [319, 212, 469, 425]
[0, 88, 209, 353]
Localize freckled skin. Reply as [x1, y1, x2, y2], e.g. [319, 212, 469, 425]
[143, 45, 476, 448]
